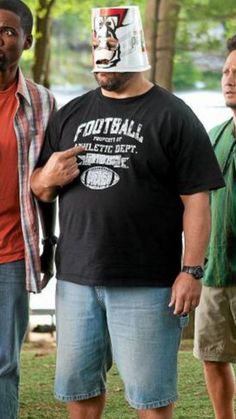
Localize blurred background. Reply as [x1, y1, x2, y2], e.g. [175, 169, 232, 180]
[23, 0, 236, 93]
[27, 0, 235, 325]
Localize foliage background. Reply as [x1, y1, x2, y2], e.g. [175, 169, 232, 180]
[21, 0, 236, 90]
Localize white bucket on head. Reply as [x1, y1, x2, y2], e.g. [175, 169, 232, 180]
[92, 6, 151, 72]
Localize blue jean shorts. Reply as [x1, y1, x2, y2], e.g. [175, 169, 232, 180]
[55, 281, 188, 410]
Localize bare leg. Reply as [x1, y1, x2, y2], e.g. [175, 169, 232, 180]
[204, 361, 235, 419]
[137, 403, 174, 418]
[68, 394, 105, 419]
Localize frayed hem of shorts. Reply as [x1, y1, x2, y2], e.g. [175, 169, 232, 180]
[55, 388, 106, 402]
[126, 394, 178, 410]
[193, 350, 236, 363]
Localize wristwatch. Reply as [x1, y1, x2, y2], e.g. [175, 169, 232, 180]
[181, 265, 204, 280]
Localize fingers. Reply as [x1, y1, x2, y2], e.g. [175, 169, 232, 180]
[58, 168, 79, 187]
[41, 273, 52, 290]
[45, 149, 82, 187]
[173, 295, 201, 316]
[61, 161, 80, 181]
[65, 166, 80, 184]
[63, 145, 86, 159]
[169, 275, 202, 315]
[168, 289, 176, 310]
[169, 289, 190, 315]
[174, 297, 191, 316]
[57, 147, 85, 177]
[41, 146, 86, 189]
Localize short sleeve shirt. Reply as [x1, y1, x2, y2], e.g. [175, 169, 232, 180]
[38, 85, 224, 287]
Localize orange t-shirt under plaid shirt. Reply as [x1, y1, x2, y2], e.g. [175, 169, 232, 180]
[0, 69, 56, 291]
[0, 80, 24, 263]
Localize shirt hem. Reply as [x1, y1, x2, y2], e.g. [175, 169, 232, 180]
[56, 274, 175, 287]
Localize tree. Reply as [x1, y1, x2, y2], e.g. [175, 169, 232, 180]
[144, 0, 161, 83]
[28, 0, 122, 87]
[145, 0, 181, 91]
[27, 0, 83, 87]
[155, 0, 181, 91]
[31, 0, 56, 87]
[25, 0, 236, 88]
[144, 0, 236, 92]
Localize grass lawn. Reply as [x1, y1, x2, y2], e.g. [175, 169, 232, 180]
[19, 338, 235, 419]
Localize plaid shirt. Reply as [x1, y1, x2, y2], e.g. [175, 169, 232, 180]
[14, 69, 56, 292]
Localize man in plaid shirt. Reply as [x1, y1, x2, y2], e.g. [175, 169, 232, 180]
[0, 1, 56, 418]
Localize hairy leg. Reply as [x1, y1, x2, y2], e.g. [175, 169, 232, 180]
[137, 404, 174, 418]
[68, 394, 105, 419]
[204, 361, 235, 419]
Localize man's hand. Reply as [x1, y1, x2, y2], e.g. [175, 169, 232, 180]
[40, 238, 57, 290]
[169, 272, 202, 315]
[41, 145, 86, 188]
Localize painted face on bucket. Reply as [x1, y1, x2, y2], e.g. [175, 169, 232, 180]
[92, 6, 151, 73]
[93, 16, 119, 68]
[92, 8, 128, 69]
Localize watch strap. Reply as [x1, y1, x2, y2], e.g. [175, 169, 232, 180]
[181, 265, 203, 279]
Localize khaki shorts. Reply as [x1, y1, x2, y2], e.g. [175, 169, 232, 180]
[193, 285, 236, 363]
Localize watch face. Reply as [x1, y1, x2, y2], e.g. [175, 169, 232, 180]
[194, 267, 204, 279]
[182, 265, 203, 279]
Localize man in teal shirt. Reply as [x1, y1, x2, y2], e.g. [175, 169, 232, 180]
[194, 36, 236, 419]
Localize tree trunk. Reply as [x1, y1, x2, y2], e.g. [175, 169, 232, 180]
[156, 0, 181, 91]
[152, 0, 181, 91]
[144, 0, 161, 83]
[32, 0, 56, 87]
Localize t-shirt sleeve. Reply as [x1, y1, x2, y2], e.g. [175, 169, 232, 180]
[36, 111, 60, 167]
[169, 105, 225, 194]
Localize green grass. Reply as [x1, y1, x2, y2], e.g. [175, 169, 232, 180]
[19, 340, 235, 418]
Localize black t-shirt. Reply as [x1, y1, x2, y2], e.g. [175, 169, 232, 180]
[38, 85, 224, 287]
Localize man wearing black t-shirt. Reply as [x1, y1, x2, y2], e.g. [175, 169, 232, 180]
[31, 6, 224, 419]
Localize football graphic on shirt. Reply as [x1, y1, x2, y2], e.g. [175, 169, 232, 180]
[80, 166, 120, 190]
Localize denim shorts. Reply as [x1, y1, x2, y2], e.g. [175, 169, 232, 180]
[55, 281, 188, 410]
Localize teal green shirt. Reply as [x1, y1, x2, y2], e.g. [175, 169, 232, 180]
[204, 118, 236, 287]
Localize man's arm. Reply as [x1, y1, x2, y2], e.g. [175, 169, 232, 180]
[31, 145, 85, 288]
[37, 200, 57, 289]
[31, 145, 85, 202]
[169, 191, 211, 315]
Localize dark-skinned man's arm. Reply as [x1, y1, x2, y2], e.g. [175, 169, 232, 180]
[31, 145, 85, 202]
[37, 200, 57, 289]
[31, 145, 86, 288]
